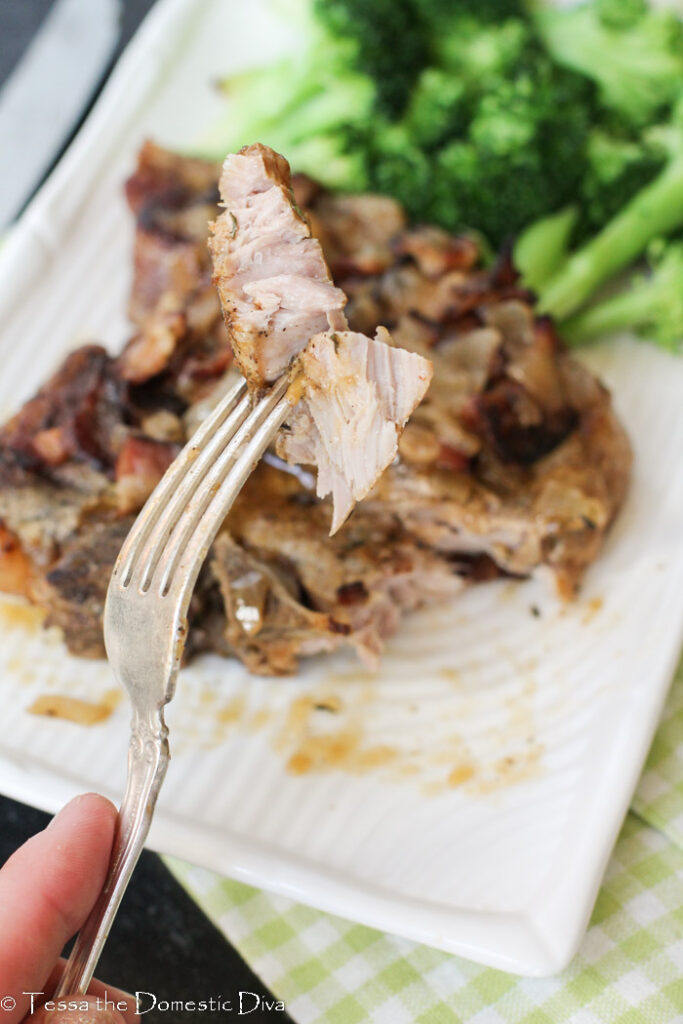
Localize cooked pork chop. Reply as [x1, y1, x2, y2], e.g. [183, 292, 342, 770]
[0, 143, 632, 675]
[210, 144, 432, 531]
[209, 144, 347, 385]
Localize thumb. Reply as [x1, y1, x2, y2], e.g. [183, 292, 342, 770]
[26, 994, 128, 1024]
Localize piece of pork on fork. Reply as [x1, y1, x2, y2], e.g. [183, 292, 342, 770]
[209, 144, 432, 532]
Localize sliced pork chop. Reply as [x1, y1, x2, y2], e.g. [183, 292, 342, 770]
[210, 144, 433, 532]
[209, 144, 347, 385]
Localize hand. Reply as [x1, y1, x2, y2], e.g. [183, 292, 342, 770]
[0, 794, 138, 1023]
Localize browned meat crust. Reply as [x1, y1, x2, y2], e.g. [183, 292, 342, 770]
[0, 346, 125, 477]
[31, 518, 135, 658]
[0, 144, 632, 674]
[119, 141, 230, 399]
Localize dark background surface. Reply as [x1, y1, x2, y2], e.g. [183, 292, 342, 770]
[0, 2, 292, 1020]
[0, 0, 158, 84]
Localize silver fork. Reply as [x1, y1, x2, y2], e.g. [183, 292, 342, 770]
[55, 372, 293, 997]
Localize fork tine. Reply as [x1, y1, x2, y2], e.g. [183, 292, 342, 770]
[152, 376, 291, 596]
[165, 391, 292, 600]
[116, 377, 248, 587]
[133, 389, 254, 591]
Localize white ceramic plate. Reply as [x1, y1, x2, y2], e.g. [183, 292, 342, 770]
[0, 0, 682, 977]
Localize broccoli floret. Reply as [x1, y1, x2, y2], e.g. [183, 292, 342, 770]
[403, 68, 468, 149]
[538, 100, 683, 320]
[514, 207, 578, 293]
[578, 129, 668, 236]
[533, 1, 683, 129]
[595, 0, 647, 31]
[562, 241, 683, 351]
[281, 134, 369, 191]
[415, 0, 526, 26]
[430, 139, 551, 243]
[424, 52, 594, 244]
[196, 6, 375, 191]
[314, 0, 428, 116]
[198, 0, 431, 185]
[433, 16, 530, 82]
[359, 122, 432, 220]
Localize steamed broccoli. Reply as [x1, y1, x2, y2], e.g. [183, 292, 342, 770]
[314, 0, 428, 117]
[198, 4, 375, 190]
[199, 0, 683, 350]
[514, 207, 578, 293]
[416, 0, 525, 22]
[423, 50, 595, 242]
[578, 129, 667, 236]
[513, 126, 665, 289]
[532, 0, 683, 129]
[432, 16, 530, 82]
[594, 0, 647, 31]
[562, 241, 683, 351]
[538, 100, 683, 320]
[201, 0, 599, 247]
[357, 121, 432, 219]
[402, 68, 468, 149]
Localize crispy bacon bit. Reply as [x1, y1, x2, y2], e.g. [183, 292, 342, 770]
[0, 346, 125, 473]
[393, 227, 480, 278]
[128, 229, 206, 330]
[176, 340, 233, 384]
[115, 436, 179, 513]
[118, 309, 186, 383]
[125, 140, 219, 216]
[32, 427, 70, 466]
[436, 444, 469, 472]
[311, 193, 406, 278]
[336, 580, 369, 605]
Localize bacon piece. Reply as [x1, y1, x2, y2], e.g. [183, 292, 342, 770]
[114, 436, 179, 513]
[0, 346, 125, 474]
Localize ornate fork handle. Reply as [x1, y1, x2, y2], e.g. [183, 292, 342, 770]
[54, 375, 292, 996]
[54, 708, 169, 998]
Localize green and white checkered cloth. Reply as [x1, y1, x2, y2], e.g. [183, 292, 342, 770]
[167, 658, 683, 1023]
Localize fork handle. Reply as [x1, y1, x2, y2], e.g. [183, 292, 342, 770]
[54, 708, 169, 998]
